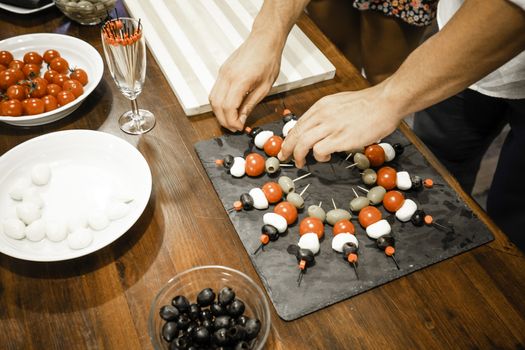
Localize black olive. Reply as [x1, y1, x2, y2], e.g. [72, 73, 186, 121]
[202, 319, 214, 331]
[223, 155, 234, 169]
[227, 325, 246, 342]
[393, 143, 404, 157]
[192, 326, 210, 345]
[159, 305, 180, 321]
[235, 340, 251, 350]
[218, 286, 236, 306]
[210, 301, 227, 316]
[411, 209, 426, 226]
[296, 248, 315, 264]
[248, 126, 262, 138]
[214, 315, 232, 329]
[199, 309, 213, 321]
[162, 321, 178, 342]
[177, 313, 191, 331]
[376, 235, 396, 250]
[186, 321, 198, 336]
[227, 299, 245, 318]
[172, 295, 190, 313]
[261, 224, 279, 241]
[172, 335, 191, 349]
[240, 193, 254, 210]
[186, 347, 197, 350]
[342, 242, 358, 257]
[244, 318, 261, 341]
[283, 112, 297, 123]
[188, 303, 201, 320]
[213, 328, 229, 346]
[236, 315, 248, 327]
[411, 175, 423, 191]
[197, 288, 216, 307]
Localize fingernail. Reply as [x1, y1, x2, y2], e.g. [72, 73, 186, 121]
[240, 114, 247, 124]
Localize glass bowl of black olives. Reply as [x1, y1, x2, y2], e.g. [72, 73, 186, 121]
[149, 265, 271, 349]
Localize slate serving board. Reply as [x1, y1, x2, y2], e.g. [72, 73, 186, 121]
[194, 120, 494, 321]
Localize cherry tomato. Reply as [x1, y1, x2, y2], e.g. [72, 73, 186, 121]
[23, 51, 43, 66]
[49, 57, 69, 74]
[56, 90, 75, 106]
[299, 217, 324, 239]
[42, 95, 58, 112]
[22, 98, 44, 115]
[261, 182, 283, 204]
[0, 69, 18, 90]
[358, 206, 382, 228]
[43, 49, 60, 64]
[364, 144, 386, 167]
[22, 63, 41, 79]
[333, 219, 355, 235]
[0, 64, 6, 72]
[6, 84, 29, 100]
[12, 68, 25, 82]
[46, 83, 62, 97]
[263, 135, 283, 157]
[1, 99, 22, 116]
[383, 190, 405, 213]
[44, 69, 59, 84]
[30, 77, 48, 98]
[70, 68, 88, 85]
[0, 50, 13, 66]
[274, 201, 298, 225]
[62, 79, 83, 98]
[245, 153, 265, 177]
[377, 166, 397, 190]
[53, 73, 70, 87]
[8, 60, 24, 71]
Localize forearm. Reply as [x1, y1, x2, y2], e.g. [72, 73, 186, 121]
[383, 0, 525, 120]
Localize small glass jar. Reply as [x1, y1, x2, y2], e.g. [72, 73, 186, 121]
[54, 0, 117, 26]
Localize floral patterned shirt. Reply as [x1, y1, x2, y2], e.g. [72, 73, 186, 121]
[353, 0, 439, 26]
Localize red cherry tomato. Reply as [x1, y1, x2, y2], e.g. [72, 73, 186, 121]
[49, 57, 69, 74]
[0, 64, 6, 72]
[299, 217, 324, 239]
[274, 201, 298, 225]
[333, 219, 355, 235]
[23, 51, 43, 66]
[44, 69, 59, 84]
[53, 73, 70, 88]
[21, 98, 44, 115]
[358, 206, 382, 228]
[383, 190, 405, 213]
[30, 77, 48, 98]
[43, 49, 60, 64]
[0, 50, 13, 66]
[70, 68, 88, 85]
[377, 166, 397, 190]
[8, 59, 24, 71]
[0, 69, 18, 90]
[263, 135, 283, 157]
[22, 63, 41, 79]
[6, 84, 29, 100]
[261, 182, 283, 204]
[56, 90, 76, 106]
[62, 80, 83, 97]
[42, 95, 58, 112]
[364, 144, 386, 167]
[46, 83, 62, 97]
[1, 99, 22, 116]
[245, 153, 265, 177]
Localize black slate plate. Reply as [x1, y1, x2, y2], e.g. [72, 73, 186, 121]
[194, 120, 493, 321]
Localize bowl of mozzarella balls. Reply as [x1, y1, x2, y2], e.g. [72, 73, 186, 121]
[54, 0, 117, 25]
[149, 266, 271, 350]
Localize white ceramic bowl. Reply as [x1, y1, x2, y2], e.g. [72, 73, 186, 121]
[0, 33, 103, 126]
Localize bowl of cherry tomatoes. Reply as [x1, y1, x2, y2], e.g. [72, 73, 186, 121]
[0, 33, 103, 126]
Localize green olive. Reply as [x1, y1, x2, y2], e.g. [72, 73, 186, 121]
[287, 192, 304, 209]
[278, 176, 295, 194]
[307, 205, 326, 222]
[349, 197, 370, 212]
[353, 153, 370, 170]
[265, 157, 280, 174]
[367, 186, 386, 205]
[326, 208, 352, 225]
[361, 168, 377, 186]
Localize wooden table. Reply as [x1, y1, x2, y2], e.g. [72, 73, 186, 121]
[1, 2, 525, 349]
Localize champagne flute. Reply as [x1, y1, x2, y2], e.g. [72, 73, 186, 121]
[101, 17, 155, 134]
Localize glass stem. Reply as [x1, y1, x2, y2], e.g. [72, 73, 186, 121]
[130, 98, 142, 128]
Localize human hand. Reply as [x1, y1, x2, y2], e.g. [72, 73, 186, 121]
[209, 35, 283, 132]
[278, 86, 403, 168]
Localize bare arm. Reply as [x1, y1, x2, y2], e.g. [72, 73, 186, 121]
[279, 0, 525, 167]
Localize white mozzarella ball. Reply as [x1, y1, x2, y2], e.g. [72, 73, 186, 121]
[67, 228, 94, 250]
[22, 188, 44, 209]
[396, 171, 412, 191]
[254, 130, 274, 149]
[298, 233, 320, 255]
[68, 213, 88, 232]
[3, 218, 26, 239]
[16, 202, 41, 225]
[379, 143, 396, 162]
[248, 188, 268, 210]
[395, 199, 418, 222]
[229, 157, 246, 178]
[31, 163, 51, 186]
[88, 210, 110, 231]
[107, 202, 129, 221]
[332, 233, 359, 253]
[366, 219, 391, 239]
[263, 213, 287, 233]
[25, 219, 46, 242]
[46, 219, 68, 242]
[9, 178, 32, 201]
[282, 120, 297, 138]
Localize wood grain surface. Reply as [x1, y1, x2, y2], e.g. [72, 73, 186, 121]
[1, 2, 524, 349]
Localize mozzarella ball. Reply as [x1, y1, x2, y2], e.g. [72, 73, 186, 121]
[68, 213, 88, 232]
[67, 228, 94, 250]
[3, 218, 26, 240]
[22, 188, 44, 209]
[17, 202, 41, 225]
[254, 130, 274, 149]
[396, 171, 412, 191]
[31, 163, 52, 186]
[282, 119, 297, 138]
[263, 213, 287, 233]
[395, 199, 418, 222]
[366, 219, 391, 239]
[46, 219, 68, 242]
[379, 143, 396, 162]
[107, 202, 129, 221]
[298, 233, 320, 255]
[25, 219, 46, 242]
[9, 178, 32, 201]
[88, 210, 110, 231]
[229, 157, 246, 178]
[332, 233, 359, 253]
[248, 188, 269, 210]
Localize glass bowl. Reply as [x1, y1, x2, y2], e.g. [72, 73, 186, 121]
[149, 265, 271, 350]
[54, 0, 116, 25]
